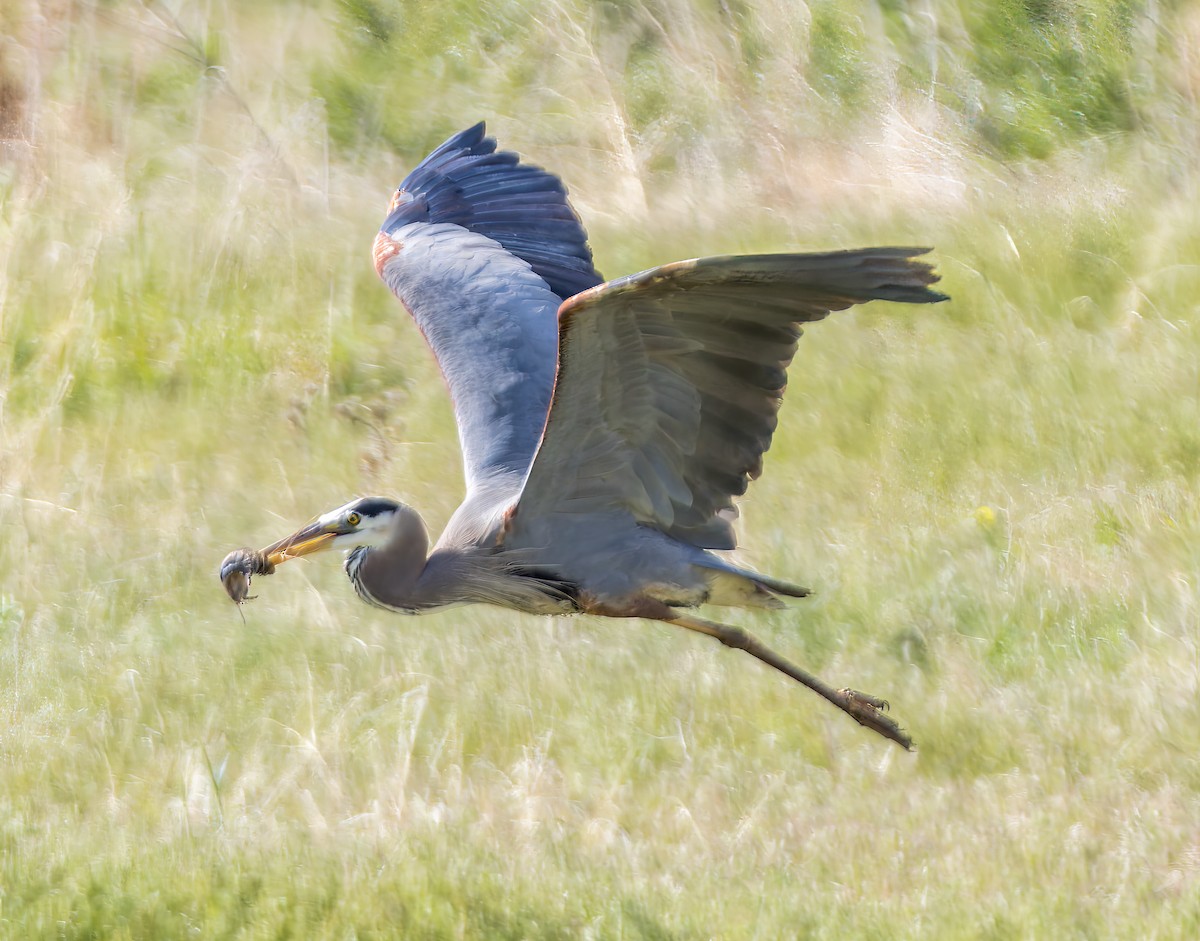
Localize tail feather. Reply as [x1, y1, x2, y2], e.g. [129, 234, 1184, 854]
[701, 566, 811, 609]
[751, 572, 811, 599]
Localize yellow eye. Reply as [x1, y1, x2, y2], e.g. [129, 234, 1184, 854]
[346, 512, 361, 527]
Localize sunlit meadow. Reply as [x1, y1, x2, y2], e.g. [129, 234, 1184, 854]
[2, 1, 1200, 937]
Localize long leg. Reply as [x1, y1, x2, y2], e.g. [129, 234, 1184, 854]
[667, 613, 913, 750]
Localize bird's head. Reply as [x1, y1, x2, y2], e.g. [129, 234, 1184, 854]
[260, 497, 403, 566]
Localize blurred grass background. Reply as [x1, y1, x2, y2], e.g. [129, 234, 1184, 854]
[3, 0, 1200, 937]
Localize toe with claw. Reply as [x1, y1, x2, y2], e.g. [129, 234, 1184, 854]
[836, 688, 913, 750]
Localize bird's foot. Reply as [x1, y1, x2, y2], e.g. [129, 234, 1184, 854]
[839, 688, 889, 711]
[836, 688, 913, 751]
[219, 548, 274, 604]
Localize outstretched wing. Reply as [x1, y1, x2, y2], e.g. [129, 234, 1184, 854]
[379, 122, 603, 302]
[373, 123, 604, 517]
[506, 249, 947, 551]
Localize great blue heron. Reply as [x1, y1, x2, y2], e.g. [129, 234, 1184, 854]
[221, 122, 946, 749]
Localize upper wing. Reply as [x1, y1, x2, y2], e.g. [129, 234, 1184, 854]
[376, 223, 562, 527]
[379, 122, 603, 302]
[506, 249, 947, 551]
[373, 124, 604, 530]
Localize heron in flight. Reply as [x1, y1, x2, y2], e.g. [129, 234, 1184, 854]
[221, 123, 946, 748]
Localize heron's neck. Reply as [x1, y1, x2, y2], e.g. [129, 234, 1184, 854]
[350, 506, 436, 611]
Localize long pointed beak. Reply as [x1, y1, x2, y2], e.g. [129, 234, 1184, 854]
[261, 520, 338, 567]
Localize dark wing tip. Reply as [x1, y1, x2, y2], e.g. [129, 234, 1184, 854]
[379, 123, 604, 302]
[874, 284, 950, 304]
[419, 121, 490, 164]
[869, 249, 949, 303]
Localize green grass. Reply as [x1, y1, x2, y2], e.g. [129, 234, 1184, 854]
[3, 0, 1200, 937]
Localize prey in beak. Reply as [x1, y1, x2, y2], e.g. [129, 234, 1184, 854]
[219, 518, 343, 604]
[218, 498, 395, 604]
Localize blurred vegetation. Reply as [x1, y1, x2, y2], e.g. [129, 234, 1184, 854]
[315, 0, 1185, 164]
[2, 0, 1200, 937]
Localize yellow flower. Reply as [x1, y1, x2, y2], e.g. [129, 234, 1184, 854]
[975, 505, 997, 529]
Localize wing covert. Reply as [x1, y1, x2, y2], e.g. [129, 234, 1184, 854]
[507, 249, 947, 550]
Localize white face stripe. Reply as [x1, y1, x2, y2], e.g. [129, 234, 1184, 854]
[319, 498, 374, 528]
[317, 506, 348, 528]
[323, 500, 398, 550]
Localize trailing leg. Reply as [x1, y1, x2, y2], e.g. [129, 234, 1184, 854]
[667, 613, 913, 750]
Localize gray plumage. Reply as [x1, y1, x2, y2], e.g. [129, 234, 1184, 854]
[221, 123, 948, 748]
